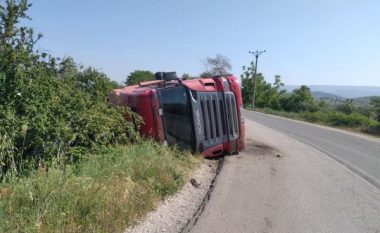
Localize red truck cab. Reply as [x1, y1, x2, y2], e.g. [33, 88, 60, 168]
[112, 72, 245, 158]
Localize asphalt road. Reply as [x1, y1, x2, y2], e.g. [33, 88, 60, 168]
[243, 110, 380, 187]
[189, 112, 380, 233]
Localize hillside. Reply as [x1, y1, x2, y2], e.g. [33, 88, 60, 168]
[312, 91, 342, 100]
[310, 91, 376, 107]
[285, 85, 380, 98]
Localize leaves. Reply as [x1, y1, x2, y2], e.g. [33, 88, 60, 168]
[0, 1, 140, 177]
[241, 58, 318, 112]
[125, 70, 154, 85]
[370, 96, 380, 121]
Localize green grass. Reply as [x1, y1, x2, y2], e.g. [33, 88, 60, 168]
[252, 108, 380, 136]
[0, 141, 201, 233]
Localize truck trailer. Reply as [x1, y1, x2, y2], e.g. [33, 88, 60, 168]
[111, 72, 245, 158]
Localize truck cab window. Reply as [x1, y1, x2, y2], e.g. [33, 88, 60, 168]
[158, 86, 194, 151]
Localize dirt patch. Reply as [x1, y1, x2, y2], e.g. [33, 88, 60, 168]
[244, 139, 280, 158]
[0, 187, 12, 199]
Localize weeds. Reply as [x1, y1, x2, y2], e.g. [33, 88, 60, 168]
[0, 141, 201, 233]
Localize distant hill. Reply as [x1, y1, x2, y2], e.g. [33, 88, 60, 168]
[284, 85, 380, 98]
[312, 91, 342, 100]
[352, 96, 376, 106]
[308, 91, 376, 107]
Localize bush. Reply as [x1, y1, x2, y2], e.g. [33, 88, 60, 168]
[0, 62, 140, 178]
[300, 111, 325, 122]
[324, 112, 369, 127]
[0, 1, 142, 178]
[363, 120, 380, 136]
[258, 108, 380, 136]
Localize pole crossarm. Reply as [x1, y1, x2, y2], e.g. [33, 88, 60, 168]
[249, 50, 266, 57]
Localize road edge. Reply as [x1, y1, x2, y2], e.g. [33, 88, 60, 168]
[244, 109, 380, 143]
[180, 158, 225, 233]
[125, 159, 223, 233]
[245, 117, 380, 190]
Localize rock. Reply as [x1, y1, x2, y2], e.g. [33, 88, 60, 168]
[190, 178, 200, 188]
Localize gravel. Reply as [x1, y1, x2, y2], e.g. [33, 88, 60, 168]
[125, 160, 218, 233]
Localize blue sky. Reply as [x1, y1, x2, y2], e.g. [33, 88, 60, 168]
[27, 0, 380, 86]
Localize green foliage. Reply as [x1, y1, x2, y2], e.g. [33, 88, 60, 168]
[280, 85, 318, 112]
[0, 0, 140, 178]
[241, 57, 322, 112]
[241, 54, 379, 136]
[125, 70, 154, 86]
[370, 96, 380, 121]
[0, 3, 200, 232]
[182, 73, 192, 80]
[336, 99, 355, 115]
[0, 141, 201, 233]
[318, 100, 330, 112]
[241, 66, 254, 105]
[259, 108, 380, 136]
[241, 61, 286, 110]
[0, 59, 140, 177]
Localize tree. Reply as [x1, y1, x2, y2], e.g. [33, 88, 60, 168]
[241, 60, 285, 109]
[370, 96, 380, 121]
[252, 73, 272, 108]
[281, 85, 316, 112]
[125, 70, 154, 85]
[241, 62, 256, 106]
[318, 100, 330, 112]
[0, 0, 42, 104]
[201, 54, 232, 77]
[336, 99, 355, 115]
[268, 75, 285, 110]
[273, 75, 284, 91]
[0, 1, 139, 177]
[58, 56, 78, 78]
[241, 73, 253, 105]
[182, 73, 192, 80]
[293, 85, 314, 104]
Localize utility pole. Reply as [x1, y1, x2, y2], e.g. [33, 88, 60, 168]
[249, 50, 266, 109]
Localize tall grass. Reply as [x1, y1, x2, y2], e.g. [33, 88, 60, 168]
[0, 141, 201, 233]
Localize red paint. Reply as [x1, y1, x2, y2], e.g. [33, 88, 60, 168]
[111, 75, 245, 157]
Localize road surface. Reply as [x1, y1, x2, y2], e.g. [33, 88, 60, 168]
[243, 110, 380, 187]
[189, 111, 380, 233]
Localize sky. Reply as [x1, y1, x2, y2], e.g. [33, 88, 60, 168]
[26, 0, 380, 86]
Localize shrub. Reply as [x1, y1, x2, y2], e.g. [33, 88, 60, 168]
[0, 0, 142, 177]
[259, 107, 380, 136]
[363, 120, 380, 136]
[0, 62, 141, 178]
[300, 111, 325, 122]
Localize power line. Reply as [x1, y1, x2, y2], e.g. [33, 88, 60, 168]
[265, 53, 297, 84]
[261, 56, 281, 75]
[249, 50, 266, 109]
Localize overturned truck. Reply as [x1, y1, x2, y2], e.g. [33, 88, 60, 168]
[112, 72, 245, 158]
